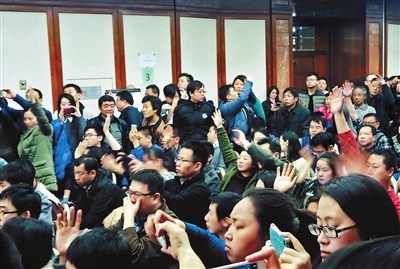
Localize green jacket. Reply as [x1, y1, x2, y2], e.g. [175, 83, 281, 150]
[217, 127, 261, 193]
[18, 103, 57, 191]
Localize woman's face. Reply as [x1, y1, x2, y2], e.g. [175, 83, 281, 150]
[23, 110, 38, 130]
[142, 101, 156, 119]
[317, 195, 361, 261]
[233, 79, 245, 93]
[224, 197, 264, 263]
[352, 88, 366, 106]
[237, 151, 253, 172]
[316, 159, 334, 185]
[269, 89, 278, 100]
[60, 97, 72, 112]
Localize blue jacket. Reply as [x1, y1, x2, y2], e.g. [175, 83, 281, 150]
[219, 81, 255, 138]
[51, 117, 86, 180]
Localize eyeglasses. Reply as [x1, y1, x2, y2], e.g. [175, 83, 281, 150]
[308, 223, 357, 238]
[0, 210, 18, 216]
[125, 190, 155, 198]
[175, 157, 194, 163]
[83, 133, 98, 138]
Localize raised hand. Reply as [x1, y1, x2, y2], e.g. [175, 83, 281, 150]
[103, 114, 111, 133]
[273, 163, 298, 193]
[329, 86, 344, 114]
[341, 82, 353, 97]
[211, 109, 224, 129]
[55, 207, 83, 263]
[231, 129, 247, 147]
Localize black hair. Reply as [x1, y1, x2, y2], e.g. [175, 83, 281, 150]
[267, 85, 280, 102]
[0, 229, 24, 269]
[316, 152, 342, 179]
[318, 235, 400, 269]
[251, 128, 269, 141]
[163, 83, 180, 99]
[370, 148, 398, 171]
[98, 95, 115, 107]
[57, 93, 76, 114]
[201, 141, 215, 157]
[66, 228, 131, 269]
[362, 113, 378, 122]
[0, 184, 41, 219]
[310, 132, 336, 151]
[232, 75, 246, 85]
[218, 85, 233, 102]
[281, 131, 301, 161]
[3, 217, 53, 269]
[283, 87, 299, 98]
[146, 84, 160, 96]
[306, 72, 319, 80]
[30, 88, 43, 99]
[243, 188, 298, 242]
[178, 73, 194, 83]
[257, 137, 282, 154]
[187, 80, 205, 96]
[310, 114, 328, 128]
[130, 169, 165, 198]
[142, 95, 162, 116]
[181, 140, 209, 170]
[84, 124, 105, 142]
[0, 146, 17, 163]
[63, 83, 82, 93]
[210, 192, 241, 221]
[74, 155, 99, 173]
[0, 158, 35, 186]
[116, 90, 133, 105]
[321, 174, 399, 240]
[357, 125, 377, 136]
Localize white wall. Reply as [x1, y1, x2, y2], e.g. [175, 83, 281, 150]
[0, 11, 52, 110]
[59, 13, 115, 112]
[225, 19, 267, 101]
[180, 17, 218, 104]
[123, 14, 172, 104]
[387, 24, 400, 76]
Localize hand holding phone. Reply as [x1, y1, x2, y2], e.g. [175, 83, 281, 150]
[210, 260, 265, 269]
[270, 225, 291, 256]
[63, 107, 76, 115]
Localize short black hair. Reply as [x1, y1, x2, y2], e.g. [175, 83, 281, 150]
[130, 169, 165, 198]
[218, 85, 232, 102]
[306, 72, 319, 80]
[283, 87, 299, 98]
[116, 90, 133, 105]
[146, 84, 160, 96]
[310, 132, 336, 151]
[181, 140, 209, 170]
[210, 192, 241, 221]
[257, 137, 281, 154]
[67, 228, 131, 269]
[63, 83, 82, 93]
[0, 184, 41, 219]
[370, 148, 398, 171]
[163, 83, 180, 99]
[142, 95, 162, 116]
[0, 158, 35, 186]
[98, 95, 115, 107]
[178, 73, 194, 83]
[74, 155, 99, 173]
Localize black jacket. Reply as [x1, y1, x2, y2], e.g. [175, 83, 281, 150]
[74, 176, 125, 229]
[273, 103, 311, 137]
[164, 171, 211, 229]
[173, 100, 215, 143]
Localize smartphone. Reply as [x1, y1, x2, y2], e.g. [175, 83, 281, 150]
[64, 107, 75, 115]
[155, 223, 170, 248]
[0, 90, 7, 97]
[270, 225, 291, 257]
[210, 260, 265, 269]
[131, 124, 137, 132]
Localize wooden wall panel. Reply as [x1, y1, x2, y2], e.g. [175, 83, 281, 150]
[367, 22, 381, 74]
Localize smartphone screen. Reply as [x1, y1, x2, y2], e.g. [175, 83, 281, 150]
[210, 260, 265, 269]
[270, 225, 290, 256]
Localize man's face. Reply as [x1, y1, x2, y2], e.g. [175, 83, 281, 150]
[357, 126, 375, 148]
[189, 87, 206, 103]
[204, 203, 227, 236]
[137, 132, 152, 149]
[352, 88, 366, 106]
[317, 79, 327, 91]
[0, 180, 12, 193]
[0, 198, 18, 228]
[165, 92, 179, 105]
[115, 96, 126, 112]
[309, 120, 326, 138]
[99, 101, 115, 117]
[283, 92, 298, 109]
[226, 87, 239, 102]
[368, 80, 381, 96]
[127, 180, 157, 215]
[178, 76, 189, 99]
[306, 75, 319, 89]
[312, 145, 327, 158]
[74, 164, 96, 186]
[142, 101, 156, 119]
[363, 116, 379, 130]
[366, 154, 393, 189]
[64, 87, 81, 102]
[145, 88, 157, 97]
[175, 148, 201, 178]
[83, 128, 102, 147]
[207, 126, 217, 144]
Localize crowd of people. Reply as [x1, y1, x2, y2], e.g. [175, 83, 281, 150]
[0, 71, 400, 269]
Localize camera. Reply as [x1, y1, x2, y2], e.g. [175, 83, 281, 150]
[63, 107, 76, 115]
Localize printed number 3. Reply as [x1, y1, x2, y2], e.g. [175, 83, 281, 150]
[145, 73, 150, 81]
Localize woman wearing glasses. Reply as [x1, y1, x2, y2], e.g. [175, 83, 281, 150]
[247, 174, 399, 268]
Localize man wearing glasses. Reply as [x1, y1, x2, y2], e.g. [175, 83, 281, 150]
[164, 141, 211, 229]
[0, 184, 41, 228]
[109, 169, 178, 268]
[73, 155, 124, 229]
